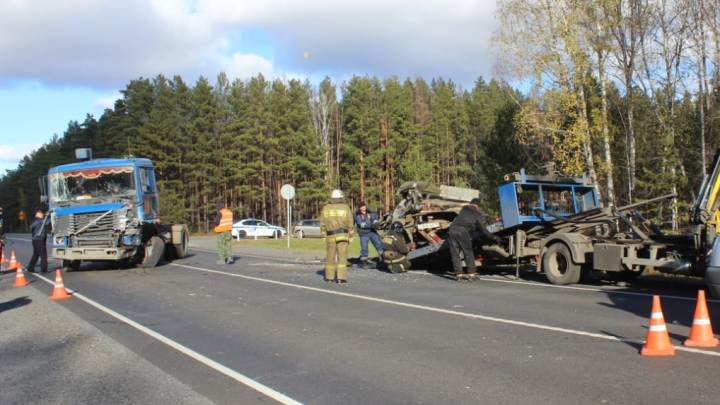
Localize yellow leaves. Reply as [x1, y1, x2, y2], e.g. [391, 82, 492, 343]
[513, 88, 587, 175]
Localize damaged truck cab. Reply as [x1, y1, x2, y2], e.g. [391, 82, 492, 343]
[46, 157, 189, 270]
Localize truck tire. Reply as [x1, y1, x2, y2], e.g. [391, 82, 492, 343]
[141, 236, 165, 268]
[173, 228, 189, 259]
[62, 260, 81, 272]
[543, 243, 581, 285]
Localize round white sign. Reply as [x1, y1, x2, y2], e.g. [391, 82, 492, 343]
[280, 184, 295, 200]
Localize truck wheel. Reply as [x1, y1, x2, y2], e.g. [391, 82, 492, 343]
[543, 243, 581, 285]
[141, 236, 165, 268]
[173, 228, 189, 259]
[62, 260, 81, 272]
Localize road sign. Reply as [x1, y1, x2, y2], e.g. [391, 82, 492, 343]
[281, 184, 295, 200]
[280, 184, 295, 248]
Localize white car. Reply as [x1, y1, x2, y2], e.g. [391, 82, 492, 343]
[231, 219, 287, 239]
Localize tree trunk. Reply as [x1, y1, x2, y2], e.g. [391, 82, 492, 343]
[598, 48, 616, 206]
[577, 84, 602, 204]
[359, 150, 365, 202]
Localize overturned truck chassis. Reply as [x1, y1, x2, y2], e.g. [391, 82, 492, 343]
[381, 183, 697, 282]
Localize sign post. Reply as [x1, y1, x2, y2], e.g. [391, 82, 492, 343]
[280, 184, 295, 248]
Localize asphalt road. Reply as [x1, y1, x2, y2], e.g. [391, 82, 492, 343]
[3, 235, 720, 404]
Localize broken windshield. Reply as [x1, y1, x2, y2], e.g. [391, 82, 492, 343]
[49, 166, 135, 204]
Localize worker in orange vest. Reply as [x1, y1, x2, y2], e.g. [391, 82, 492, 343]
[214, 203, 234, 264]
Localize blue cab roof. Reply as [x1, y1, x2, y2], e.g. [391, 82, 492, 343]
[48, 158, 153, 174]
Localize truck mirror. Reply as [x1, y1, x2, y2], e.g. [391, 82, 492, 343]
[38, 176, 48, 203]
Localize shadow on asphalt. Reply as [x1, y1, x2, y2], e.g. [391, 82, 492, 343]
[65, 252, 198, 273]
[0, 296, 32, 314]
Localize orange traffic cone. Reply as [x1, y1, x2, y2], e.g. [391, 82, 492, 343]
[641, 295, 676, 356]
[12, 266, 29, 288]
[8, 250, 20, 271]
[684, 290, 719, 348]
[49, 269, 71, 301]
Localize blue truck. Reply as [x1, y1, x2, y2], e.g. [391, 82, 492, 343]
[41, 150, 189, 270]
[387, 165, 719, 295]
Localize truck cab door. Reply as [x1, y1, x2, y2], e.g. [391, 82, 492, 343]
[138, 167, 159, 221]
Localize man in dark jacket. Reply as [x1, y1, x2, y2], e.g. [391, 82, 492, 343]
[381, 222, 411, 273]
[27, 207, 50, 273]
[448, 198, 500, 281]
[355, 202, 384, 263]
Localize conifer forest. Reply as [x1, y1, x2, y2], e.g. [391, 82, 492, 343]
[2, 0, 720, 233]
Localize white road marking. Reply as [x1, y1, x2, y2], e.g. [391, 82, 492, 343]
[472, 275, 719, 303]
[189, 241, 718, 304]
[11, 236, 711, 304]
[171, 263, 720, 358]
[9, 236, 719, 359]
[33, 273, 303, 405]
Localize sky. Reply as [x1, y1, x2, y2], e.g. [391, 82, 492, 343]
[0, 0, 498, 174]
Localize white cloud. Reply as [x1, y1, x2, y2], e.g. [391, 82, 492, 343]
[219, 52, 275, 79]
[94, 92, 122, 110]
[0, 0, 498, 87]
[0, 144, 40, 163]
[195, 0, 498, 82]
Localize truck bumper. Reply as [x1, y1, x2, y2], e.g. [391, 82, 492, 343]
[52, 247, 134, 261]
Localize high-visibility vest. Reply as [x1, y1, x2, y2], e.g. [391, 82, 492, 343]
[214, 208, 233, 233]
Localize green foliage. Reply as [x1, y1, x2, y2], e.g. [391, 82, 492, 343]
[0, 73, 522, 231]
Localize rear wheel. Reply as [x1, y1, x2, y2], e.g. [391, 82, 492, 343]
[543, 243, 581, 285]
[296, 230, 304, 239]
[237, 230, 246, 240]
[274, 230, 282, 239]
[141, 236, 165, 268]
[172, 228, 189, 259]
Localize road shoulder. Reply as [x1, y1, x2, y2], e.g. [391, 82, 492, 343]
[0, 276, 213, 405]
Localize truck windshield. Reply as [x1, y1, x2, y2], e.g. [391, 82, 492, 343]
[49, 166, 135, 203]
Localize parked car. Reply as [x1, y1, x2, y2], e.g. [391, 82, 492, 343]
[293, 219, 323, 238]
[232, 219, 287, 239]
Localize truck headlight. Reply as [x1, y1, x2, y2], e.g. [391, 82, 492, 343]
[122, 235, 138, 246]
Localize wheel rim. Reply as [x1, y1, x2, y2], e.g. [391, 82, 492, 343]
[548, 251, 568, 276]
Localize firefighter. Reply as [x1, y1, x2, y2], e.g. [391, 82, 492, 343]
[448, 198, 501, 281]
[355, 201, 384, 264]
[320, 189, 354, 283]
[27, 207, 50, 273]
[214, 202, 234, 265]
[381, 222, 410, 273]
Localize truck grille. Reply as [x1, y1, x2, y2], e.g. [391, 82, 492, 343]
[55, 211, 118, 248]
